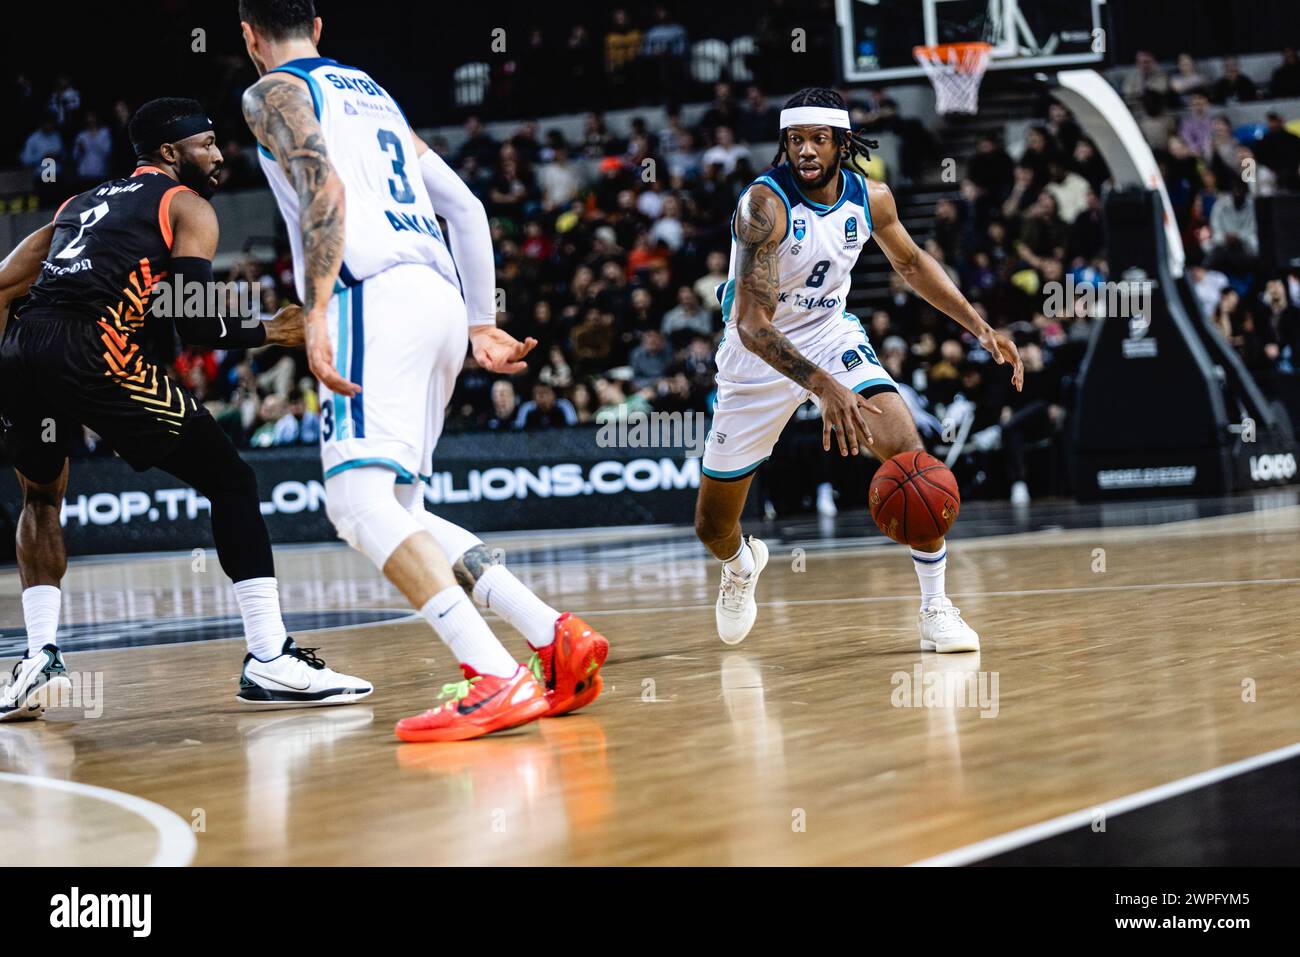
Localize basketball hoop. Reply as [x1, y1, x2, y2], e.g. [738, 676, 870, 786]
[912, 42, 993, 115]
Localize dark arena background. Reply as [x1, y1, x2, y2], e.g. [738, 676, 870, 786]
[0, 0, 1296, 928]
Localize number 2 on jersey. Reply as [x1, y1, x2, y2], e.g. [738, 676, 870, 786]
[376, 129, 415, 204]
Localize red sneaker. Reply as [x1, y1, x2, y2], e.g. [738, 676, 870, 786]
[528, 613, 609, 716]
[395, 664, 548, 743]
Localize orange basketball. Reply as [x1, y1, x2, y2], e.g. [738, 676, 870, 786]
[868, 451, 960, 546]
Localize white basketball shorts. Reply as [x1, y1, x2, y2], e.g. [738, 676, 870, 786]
[319, 262, 467, 485]
[702, 314, 898, 480]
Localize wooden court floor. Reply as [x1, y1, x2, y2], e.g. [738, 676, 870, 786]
[1, 503, 1298, 866]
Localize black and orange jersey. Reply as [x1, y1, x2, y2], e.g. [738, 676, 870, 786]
[22, 166, 191, 328]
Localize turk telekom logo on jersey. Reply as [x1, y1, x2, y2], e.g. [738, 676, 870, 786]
[793, 218, 806, 241]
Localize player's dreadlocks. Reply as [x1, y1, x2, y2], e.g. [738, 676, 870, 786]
[770, 87, 880, 169]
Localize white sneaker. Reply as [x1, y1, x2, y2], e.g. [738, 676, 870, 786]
[716, 537, 769, 645]
[816, 482, 838, 517]
[0, 646, 73, 722]
[237, 638, 373, 708]
[1010, 481, 1030, 506]
[918, 598, 981, 653]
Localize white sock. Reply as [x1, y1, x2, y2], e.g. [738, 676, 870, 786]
[420, 586, 517, 678]
[911, 544, 947, 612]
[233, 577, 288, 660]
[724, 539, 755, 578]
[471, 565, 561, 648]
[22, 586, 61, 657]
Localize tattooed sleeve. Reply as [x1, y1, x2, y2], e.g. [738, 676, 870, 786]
[732, 187, 821, 390]
[241, 76, 344, 316]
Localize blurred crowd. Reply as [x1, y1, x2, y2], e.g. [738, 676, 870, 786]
[5, 38, 1300, 505]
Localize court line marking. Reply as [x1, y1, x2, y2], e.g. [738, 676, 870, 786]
[583, 576, 1300, 617]
[0, 772, 196, 867]
[908, 741, 1300, 867]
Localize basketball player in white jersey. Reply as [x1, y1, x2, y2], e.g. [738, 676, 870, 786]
[238, 0, 607, 741]
[696, 88, 1024, 651]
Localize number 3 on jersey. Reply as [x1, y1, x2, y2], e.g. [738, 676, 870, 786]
[376, 129, 415, 204]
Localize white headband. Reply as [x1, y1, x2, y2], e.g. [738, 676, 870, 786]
[779, 106, 851, 130]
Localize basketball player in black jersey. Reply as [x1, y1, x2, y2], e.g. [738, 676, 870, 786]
[0, 97, 371, 719]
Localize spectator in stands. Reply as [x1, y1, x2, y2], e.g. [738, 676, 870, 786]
[1254, 111, 1300, 191]
[661, 286, 713, 346]
[272, 389, 321, 445]
[967, 133, 1015, 202]
[604, 7, 643, 97]
[1206, 180, 1258, 272]
[1137, 90, 1177, 154]
[1257, 278, 1297, 372]
[455, 115, 498, 167]
[1000, 164, 1041, 223]
[562, 24, 601, 93]
[487, 149, 535, 221]
[642, 5, 689, 101]
[71, 112, 112, 191]
[1209, 115, 1241, 182]
[1017, 192, 1068, 270]
[47, 74, 81, 130]
[738, 86, 780, 144]
[1019, 126, 1060, 180]
[595, 375, 652, 422]
[1188, 261, 1231, 319]
[629, 328, 674, 390]
[1169, 53, 1211, 100]
[486, 380, 520, 431]
[535, 143, 582, 210]
[515, 382, 578, 430]
[1044, 158, 1091, 225]
[249, 394, 290, 448]
[1164, 134, 1201, 227]
[20, 112, 63, 207]
[694, 250, 728, 313]
[1068, 188, 1105, 263]
[701, 125, 748, 176]
[1070, 137, 1110, 192]
[570, 382, 596, 423]
[1270, 47, 1300, 98]
[1045, 103, 1081, 156]
[1122, 51, 1170, 107]
[1211, 57, 1258, 104]
[1178, 92, 1215, 159]
[648, 193, 686, 251]
[932, 198, 964, 264]
[698, 83, 740, 143]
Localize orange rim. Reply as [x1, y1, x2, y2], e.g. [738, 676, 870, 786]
[912, 41, 993, 70]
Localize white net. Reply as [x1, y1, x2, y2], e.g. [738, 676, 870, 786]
[913, 43, 993, 115]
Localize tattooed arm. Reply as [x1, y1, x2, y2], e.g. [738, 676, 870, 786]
[241, 73, 357, 397]
[732, 185, 878, 455]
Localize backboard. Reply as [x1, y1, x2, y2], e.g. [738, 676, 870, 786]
[837, 0, 1109, 83]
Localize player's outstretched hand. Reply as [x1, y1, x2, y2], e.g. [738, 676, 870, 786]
[305, 307, 361, 397]
[264, 304, 305, 347]
[979, 324, 1025, 392]
[817, 377, 880, 457]
[471, 326, 538, 375]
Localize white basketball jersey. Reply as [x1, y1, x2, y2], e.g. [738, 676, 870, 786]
[717, 165, 874, 341]
[255, 57, 459, 299]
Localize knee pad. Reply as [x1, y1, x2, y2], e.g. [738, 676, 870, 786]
[324, 469, 424, 568]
